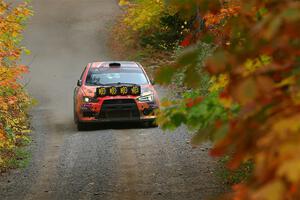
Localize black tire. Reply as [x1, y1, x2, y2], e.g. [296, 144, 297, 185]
[74, 110, 78, 123]
[143, 120, 158, 128]
[73, 99, 79, 123]
[77, 122, 86, 131]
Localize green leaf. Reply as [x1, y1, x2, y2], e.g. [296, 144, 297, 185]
[155, 65, 177, 84]
[170, 112, 187, 126]
[282, 8, 300, 21]
[22, 47, 31, 55]
[260, 54, 272, 65]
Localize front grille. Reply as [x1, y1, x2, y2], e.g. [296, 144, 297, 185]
[82, 111, 96, 118]
[102, 99, 135, 104]
[98, 99, 140, 120]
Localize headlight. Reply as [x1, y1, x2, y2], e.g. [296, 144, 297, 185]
[83, 97, 90, 103]
[137, 92, 154, 102]
[83, 96, 98, 103]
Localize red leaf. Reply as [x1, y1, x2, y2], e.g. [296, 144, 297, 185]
[180, 34, 192, 47]
[185, 97, 203, 108]
[215, 120, 223, 128]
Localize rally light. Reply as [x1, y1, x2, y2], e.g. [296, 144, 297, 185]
[97, 87, 107, 97]
[109, 87, 118, 96]
[96, 86, 141, 97]
[131, 86, 140, 95]
[120, 86, 129, 95]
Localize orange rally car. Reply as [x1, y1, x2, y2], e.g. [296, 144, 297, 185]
[73, 61, 159, 130]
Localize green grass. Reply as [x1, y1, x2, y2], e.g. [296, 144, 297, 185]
[0, 137, 31, 173]
[9, 147, 31, 169]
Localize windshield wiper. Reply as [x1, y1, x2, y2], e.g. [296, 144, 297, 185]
[89, 83, 114, 86]
[116, 82, 138, 85]
[87, 82, 139, 86]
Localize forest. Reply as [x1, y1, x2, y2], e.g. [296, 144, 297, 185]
[114, 0, 300, 199]
[1, 0, 300, 199]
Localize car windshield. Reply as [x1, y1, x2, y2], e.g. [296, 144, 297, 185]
[85, 67, 149, 86]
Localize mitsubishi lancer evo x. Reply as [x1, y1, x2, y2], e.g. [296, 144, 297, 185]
[74, 61, 159, 130]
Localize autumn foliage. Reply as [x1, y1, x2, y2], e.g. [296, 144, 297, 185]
[155, 0, 300, 199]
[0, 0, 33, 171]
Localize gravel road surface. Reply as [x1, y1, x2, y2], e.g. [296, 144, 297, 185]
[0, 1, 225, 199]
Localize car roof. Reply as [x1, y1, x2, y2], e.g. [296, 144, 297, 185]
[88, 61, 141, 69]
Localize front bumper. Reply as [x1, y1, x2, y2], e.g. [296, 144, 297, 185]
[77, 97, 158, 123]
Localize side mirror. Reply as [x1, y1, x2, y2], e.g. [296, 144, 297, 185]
[151, 79, 155, 85]
[77, 80, 82, 86]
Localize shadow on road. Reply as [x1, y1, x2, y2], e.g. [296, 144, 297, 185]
[52, 120, 157, 134]
[80, 122, 157, 131]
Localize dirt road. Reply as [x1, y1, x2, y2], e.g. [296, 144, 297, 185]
[0, 1, 224, 199]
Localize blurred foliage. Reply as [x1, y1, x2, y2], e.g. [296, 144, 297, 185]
[0, 0, 33, 172]
[155, 42, 215, 87]
[158, 90, 239, 134]
[117, 0, 191, 51]
[218, 156, 254, 185]
[139, 13, 190, 50]
[155, 0, 300, 199]
[121, 0, 165, 31]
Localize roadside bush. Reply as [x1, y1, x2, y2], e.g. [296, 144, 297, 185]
[139, 12, 190, 50]
[0, 0, 33, 172]
[112, 0, 191, 62]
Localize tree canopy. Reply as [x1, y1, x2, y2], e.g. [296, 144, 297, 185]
[154, 0, 300, 199]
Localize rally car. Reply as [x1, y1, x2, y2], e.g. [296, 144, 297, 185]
[73, 61, 159, 130]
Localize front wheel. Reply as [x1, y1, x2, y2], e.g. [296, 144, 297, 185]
[143, 120, 158, 128]
[77, 122, 87, 131]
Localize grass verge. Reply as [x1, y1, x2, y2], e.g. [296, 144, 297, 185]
[0, 136, 32, 173]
